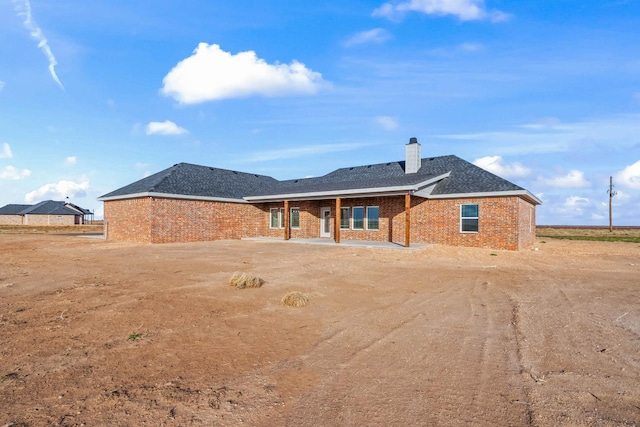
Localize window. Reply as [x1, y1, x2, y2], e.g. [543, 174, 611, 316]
[461, 204, 479, 233]
[352, 207, 364, 230]
[290, 208, 300, 229]
[270, 207, 288, 229]
[340, 207, 350, 229]
[270, 208, 279, 229]
[366, 206, 379, 230]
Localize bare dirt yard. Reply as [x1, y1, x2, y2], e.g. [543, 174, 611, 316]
[1, 228, 639, 426]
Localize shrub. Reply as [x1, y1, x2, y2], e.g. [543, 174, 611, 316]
[281, 291, 309, 307]
[229, 272, 263, 289]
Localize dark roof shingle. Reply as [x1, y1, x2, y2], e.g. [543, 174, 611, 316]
[98, 155, 537, 203]
[99, 163, 279, 200]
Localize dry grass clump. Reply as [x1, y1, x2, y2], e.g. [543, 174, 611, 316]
[281, 291, 309, 307]
[229, 272, 263, 289]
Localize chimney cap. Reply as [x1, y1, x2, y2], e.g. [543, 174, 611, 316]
[409, 137, 418, 144]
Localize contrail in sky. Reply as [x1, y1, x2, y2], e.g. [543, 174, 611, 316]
[13, 0, 65, 90]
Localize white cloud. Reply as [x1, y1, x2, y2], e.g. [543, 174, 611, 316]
[375, 116, 399, 130]
[12, 0, 64, 90]
[25, 176, 90, 203]
[373, 0, 510, 22]
[0, 81, 4, 91]
[472, 156, 530, 178]
[555, 196, 591, 217]
[145, 120, 189, 136]
[458, 42, 483, 52]
[520, 117, 563, 130]
[0, 143, 12, 159]
[161, 43, 325, 104]
[615, 160, 640, 189]
[344, 28, 392, 47]
[64, 156, 77, 166]
[539, 170, 590, 188]
[438, 114, 640, 156]
[135, 162, 152, 178]
[1, 165, 31, 180]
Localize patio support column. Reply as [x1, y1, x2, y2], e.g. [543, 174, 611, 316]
[405, 194, 411, 248]
[284, 200, 290, 240]
[335, 197, 341, 244]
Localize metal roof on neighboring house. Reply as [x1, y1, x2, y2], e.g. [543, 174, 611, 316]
[98, 154, 541, 205]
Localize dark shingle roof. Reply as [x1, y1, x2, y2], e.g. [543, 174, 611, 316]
[245, 155, 524, 197]
[0, 204, 32, 215]
[99, 163, 279, 200]
[98, 156, 538, 204]
[0, 201, 88, 216]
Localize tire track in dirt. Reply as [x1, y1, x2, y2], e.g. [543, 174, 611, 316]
[282, 274, 532, 426]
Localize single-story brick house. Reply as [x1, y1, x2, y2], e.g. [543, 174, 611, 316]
[98, 139, 541, 250]
[0, 200, 93, 225]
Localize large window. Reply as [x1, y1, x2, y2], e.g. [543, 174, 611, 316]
[352, 207, 364, 230]
[290, 208, 300, 229]
[270, 208, 279, 229]
[461, 204, 479, 233]
[270, 207, 297, 229]
[340, 207, 350, 229]
[366, 206, 379, 230]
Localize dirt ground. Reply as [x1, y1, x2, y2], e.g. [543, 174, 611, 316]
[1, 232, 639, 426]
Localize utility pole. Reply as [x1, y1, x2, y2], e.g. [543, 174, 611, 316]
[608, 176, 617, 232]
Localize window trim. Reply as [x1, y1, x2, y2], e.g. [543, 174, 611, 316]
[460, 203, 479, 233]
[366, 206, 379, 231]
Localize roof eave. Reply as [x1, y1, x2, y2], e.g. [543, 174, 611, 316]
[428, 190, 542, 205]
[243, 172, 452, 202]
[98, 192, 248, 204]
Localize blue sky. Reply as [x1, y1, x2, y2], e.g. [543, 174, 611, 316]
[1, 0, 639, 225]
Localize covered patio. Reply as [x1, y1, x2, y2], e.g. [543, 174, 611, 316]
[242, 236, 432, 251]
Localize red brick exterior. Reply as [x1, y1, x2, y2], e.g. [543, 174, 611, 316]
[103, 194, 537, 250]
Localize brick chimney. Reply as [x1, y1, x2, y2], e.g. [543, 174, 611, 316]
[405, 137, 421, 174]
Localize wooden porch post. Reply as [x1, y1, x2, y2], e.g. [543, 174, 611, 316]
[284, 200, 290, 240]
[335, 198, 341, 244]
[405, 194, 411, 248]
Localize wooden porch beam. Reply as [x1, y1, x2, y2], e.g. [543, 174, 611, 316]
[284, 200, 290, 240]
[405, 194, 411, 248]
[335, 197, 341, 244]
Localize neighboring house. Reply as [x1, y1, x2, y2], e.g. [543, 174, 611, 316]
[98, 139, 541, 250]
[0, 200, 93, 226]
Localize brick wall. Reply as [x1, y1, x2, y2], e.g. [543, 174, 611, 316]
[406, 196, 535, 250]
[103, 194, 536, 250]
[104, 197, 266, 244]
[517, 197, 537, 250]
[148, 198, 264, 243]
[104, 197, 153, 243]
[261, 201, 322, 239]
[0, 215, 23, 225]
[24, 214, 76, 226]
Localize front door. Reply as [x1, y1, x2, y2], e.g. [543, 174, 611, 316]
[320, 208, 331, 238]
